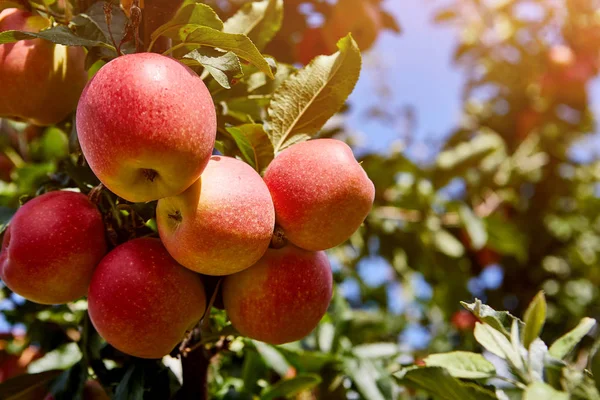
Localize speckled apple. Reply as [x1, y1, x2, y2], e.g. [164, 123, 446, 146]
[0, 191, 106, 304]
[157, 156, 275, 276]
[222, 245, 332, 344]
[88, 238, 206, 359]
[0, 9, 87, 126]
[76, 53, 217, 203]
[264, 139, 375, 251]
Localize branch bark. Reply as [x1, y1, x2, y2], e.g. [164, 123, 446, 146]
[176, 341, 212, 400]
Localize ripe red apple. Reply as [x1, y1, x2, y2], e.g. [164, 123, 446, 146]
[0, 191, 106, 304]
[264, 139, 374, 251]
[76, 53, 217, 203]
[321, 0, 383, 52]
[157, 156, 274, 276]
[295, 28, 331, 65]
[451, 310, 478, 331]
[88, 238, 206, 359]
[222, 245, 332, 344]
[0, 9, 87, 126]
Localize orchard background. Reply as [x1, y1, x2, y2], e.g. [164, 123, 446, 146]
[0, 0, 599, 399]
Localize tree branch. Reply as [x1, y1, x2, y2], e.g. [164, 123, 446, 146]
[176, 334, 212, 400]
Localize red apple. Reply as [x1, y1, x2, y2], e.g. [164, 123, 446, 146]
[0, 191, 106, 304]
[88, 238, 206, 359]
[76, 53, 217, 202]
[264, 139, 374, 251]
[295, 28, 331, 65]
[0, 9, 87, 126]
[223, 245, 332, 344]
[451, 310, 478, 331]
[157, 156, 274, 276]
[321, 0, 383, 52]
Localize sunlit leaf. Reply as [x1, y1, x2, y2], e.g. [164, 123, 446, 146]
[223, 0, 283, 51]
[267, 34, 361, 153]
[424, 352, 496, 379]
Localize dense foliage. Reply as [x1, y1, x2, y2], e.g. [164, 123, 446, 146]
[0, 0, 599, 399]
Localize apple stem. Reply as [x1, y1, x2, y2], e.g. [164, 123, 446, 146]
[168, 210, 183, 223]
[88, 183, 104, 205]
[270, 225, 288, 249]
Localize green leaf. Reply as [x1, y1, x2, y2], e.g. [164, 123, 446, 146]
[267, 34, 361, 153]
[434, 131, 504, 187]
[0, 25, 112, 48]
[424, 351, 496, 379]
[223, 0, 283, 51]
[527, 339, 547, 382]
[394, 366, 497, 400]
[150, 2, 223, 47]
[461, 298, 523, 336]
[562, 366, 600, 400]
[549, 317, 596, 360]
[352, 343, 399, 359]
[71, 1, 130, 52]
[523, 382, 568, 400]
[114, 363, 145, 400]
[253, 341, 292, 377]
[169, 26, 273, 78]
[48, 363, 86, 400]
[0, 370, 62, 400]
[345, 359, 386, 400]
[260, 374, 321, 400]
[484, 215, 528, 262]
[277, 346, 340, 372]
[184, 48, 242, 89]
[522, 291, 547, 349]
[226, 124, 274, 172]
[31, 127, 69, 161]
[241, 350, 266, 393]
[458, 204, 487, 250]
[27, 343, 82, 373]
[474, 322, 523, 370]
[433, 228, 465, 258]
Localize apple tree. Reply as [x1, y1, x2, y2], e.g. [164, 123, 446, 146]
[0, 0, 599, 400]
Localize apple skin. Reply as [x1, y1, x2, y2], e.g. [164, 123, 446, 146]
[0, 9, 87, 126]
[295, 28, 331, 65]
[157, 156, 275, 276]
[88, 238, 206, 359]
[0, 191, 106, 305]
[222, 245, 332, 345]
[263, 139, 374, 251]
[76, 53, 217, 203]
[321, 0, 382, 52]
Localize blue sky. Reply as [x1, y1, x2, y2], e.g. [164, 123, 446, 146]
[347, 0, 463, 159]
[348, 0, 600, 162]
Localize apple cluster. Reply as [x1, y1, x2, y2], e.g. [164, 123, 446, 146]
[0, 10, 374, 359]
